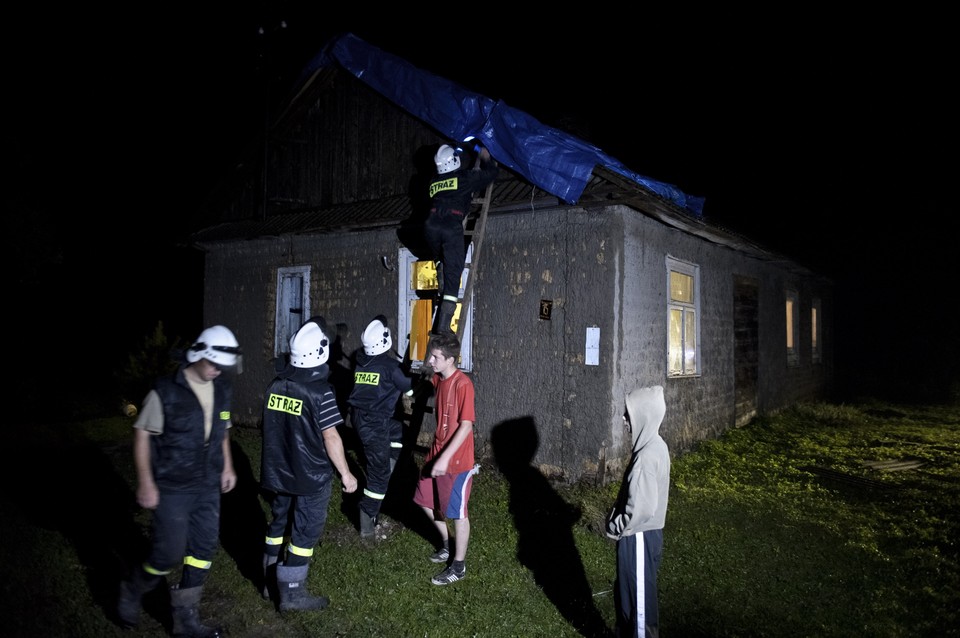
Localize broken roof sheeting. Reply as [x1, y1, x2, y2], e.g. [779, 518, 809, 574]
[307, 33, 704, 216]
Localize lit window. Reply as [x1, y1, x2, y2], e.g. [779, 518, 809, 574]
[786, 289, 799, 367]
[667, 257, 700, 376]
[397, 247, 474, 371]
[811, 298, 822, 363]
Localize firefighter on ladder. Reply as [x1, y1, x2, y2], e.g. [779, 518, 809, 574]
[423, 139, 498, 334]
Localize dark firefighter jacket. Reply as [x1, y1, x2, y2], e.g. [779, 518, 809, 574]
[260, 364, 341, 495]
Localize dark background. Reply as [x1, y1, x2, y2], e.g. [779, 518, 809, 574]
[9, 7, 957, 414]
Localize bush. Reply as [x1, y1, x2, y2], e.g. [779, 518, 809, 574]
[114, 321, 186, 410]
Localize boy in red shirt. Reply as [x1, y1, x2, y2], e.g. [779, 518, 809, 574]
[413, 332, 478, 585]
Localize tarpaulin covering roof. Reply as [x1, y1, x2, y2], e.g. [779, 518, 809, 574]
[303, 33, 704, 217]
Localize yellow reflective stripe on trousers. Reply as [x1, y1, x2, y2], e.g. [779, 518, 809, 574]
[264, 535, 284, 546]
[143, 562, 172, 576]
[183, 556, 212, 570]
[363, 488, 386, 500]
[287, 544, 314, 558]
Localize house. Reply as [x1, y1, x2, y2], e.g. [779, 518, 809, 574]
[189, 33, 833, 484]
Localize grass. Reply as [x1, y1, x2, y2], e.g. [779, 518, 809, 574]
[0, 400, 957, 637]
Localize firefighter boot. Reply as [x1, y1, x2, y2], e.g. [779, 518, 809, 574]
[261, 553, 279, 600]
[169, 584, 222, 638]
[433, 300, 457, 335]
[116, 566, 163, 628]
[277, 564, 329, 612]
[359, 508, 376, 541]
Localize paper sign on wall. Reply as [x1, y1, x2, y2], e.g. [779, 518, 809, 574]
[586, 326, 600, 366]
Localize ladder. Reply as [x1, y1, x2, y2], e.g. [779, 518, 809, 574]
[454, 179, 494, 333]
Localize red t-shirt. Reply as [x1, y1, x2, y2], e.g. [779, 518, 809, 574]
[428, 369, 476, 473]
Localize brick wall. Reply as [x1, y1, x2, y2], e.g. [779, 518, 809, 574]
[200, 206, 833, 483]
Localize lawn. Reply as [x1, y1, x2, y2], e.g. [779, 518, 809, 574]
[0, 400, 956, 637]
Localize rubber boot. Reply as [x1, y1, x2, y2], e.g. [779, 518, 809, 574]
[359, 509, 376, 541]
[276, 564, 329, 612]
[169, 584, 222, 638]
[433, 300, 457, 335]
[116, 566, 162, 628]
[261, 553, 279, 600]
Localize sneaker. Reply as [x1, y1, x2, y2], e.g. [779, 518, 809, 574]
[431, 565, 465, 586]
[429, 546, 450, 564]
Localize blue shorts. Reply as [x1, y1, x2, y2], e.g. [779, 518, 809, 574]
[413, 466, 478, 519]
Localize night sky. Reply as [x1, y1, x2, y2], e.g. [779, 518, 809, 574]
[10, 7, 957, 405]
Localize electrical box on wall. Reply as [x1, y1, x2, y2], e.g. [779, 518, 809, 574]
[539, 299, 552, 320]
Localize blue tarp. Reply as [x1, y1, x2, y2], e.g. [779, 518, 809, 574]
[303, 33, 704, 217]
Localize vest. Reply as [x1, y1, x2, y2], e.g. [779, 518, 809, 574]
[348, 352, 406, 417]
[151, 367, 231, 492]
[260, 365, 338, 494]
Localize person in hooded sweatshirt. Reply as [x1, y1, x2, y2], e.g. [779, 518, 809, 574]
[605, 385, 670, 638]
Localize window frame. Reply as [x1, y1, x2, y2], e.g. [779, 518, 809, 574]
[275, 265, 311, 358]
[811, 297, 822, 364]
[786, 288, 800, 367]
[666, 255, 701, 378]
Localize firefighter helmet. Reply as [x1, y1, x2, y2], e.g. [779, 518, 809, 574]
[435, 144, 461, 174]
[290, 317, 331, 368]
[362, 316, 392, 356]
[187, 325, 241, 367]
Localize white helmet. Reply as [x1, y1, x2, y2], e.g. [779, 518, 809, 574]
[435, 144, 460, 174]
[290, 317, 330, 368]
[362, 316, 391, 356]
[187, 325, 241, 367]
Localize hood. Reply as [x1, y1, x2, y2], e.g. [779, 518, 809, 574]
[625, 385, 666, 452]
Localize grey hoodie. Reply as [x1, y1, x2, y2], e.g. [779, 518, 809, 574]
[605, 385, 670, 539]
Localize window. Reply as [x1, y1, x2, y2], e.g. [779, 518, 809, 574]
[811, 297, 822, 363]
[397, 246, 474, 370]
[275, 266, 310, 357]
[666, 256, 700, 377]
[786, 289, 799, 367]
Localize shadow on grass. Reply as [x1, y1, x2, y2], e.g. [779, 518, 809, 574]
[492, 417, 612, 638]
[1, 425, 271, 631]
[220, 438, 268, 593]
[0, 431, 164, 629]
[338, 426, 441, 545]
[336, 380, 442, 546]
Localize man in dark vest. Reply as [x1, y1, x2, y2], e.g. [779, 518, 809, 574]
[259, 317, 358, 612]
[117, 325, 242, 637]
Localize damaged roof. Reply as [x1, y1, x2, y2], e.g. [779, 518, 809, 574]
[304, 33, 705, 215]
[189, 32, 819, 276]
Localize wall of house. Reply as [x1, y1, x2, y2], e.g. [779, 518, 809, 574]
[199, 206, 625, 482]
[755, 268, 835, 413]
[614, 206, 834, 471]
[199, 204, 833, 484]
[199, 229, 407, 426]
[470, 205, 620, 482]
